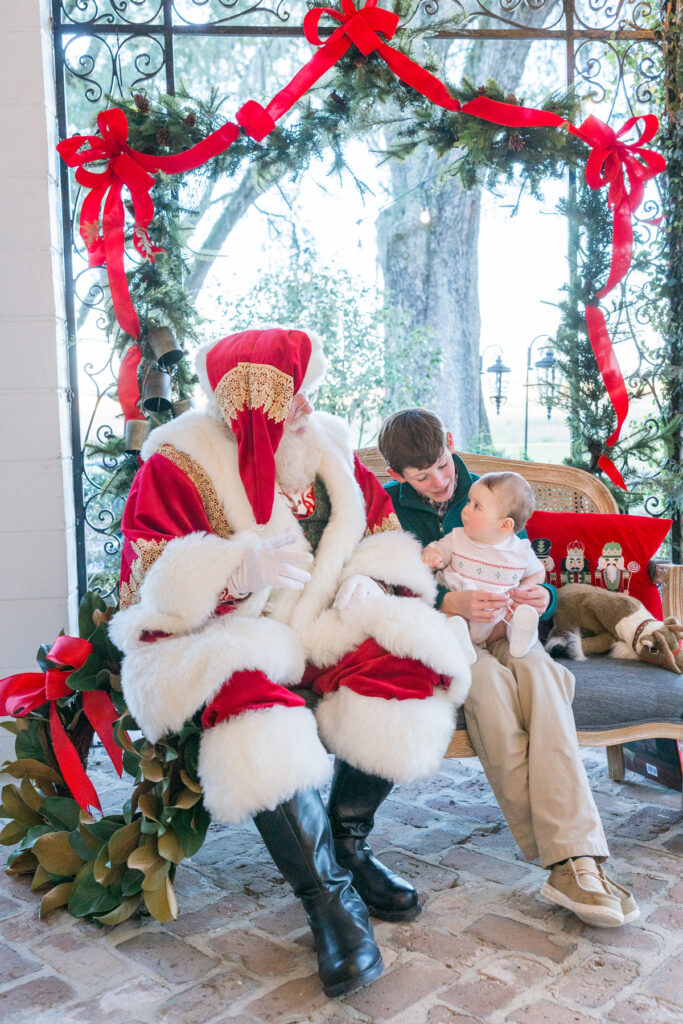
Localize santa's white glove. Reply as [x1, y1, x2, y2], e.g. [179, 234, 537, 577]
[227, 530, 313, 597]
[333, 574, 384, 611]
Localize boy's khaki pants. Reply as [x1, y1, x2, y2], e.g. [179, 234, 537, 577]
[464, 640, 609, 869]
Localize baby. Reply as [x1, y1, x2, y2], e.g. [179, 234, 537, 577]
[422, 472, 545, 662]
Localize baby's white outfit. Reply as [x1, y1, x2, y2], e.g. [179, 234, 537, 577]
[435, 527, 544, 646]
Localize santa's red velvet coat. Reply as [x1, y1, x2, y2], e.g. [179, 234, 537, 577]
[110, 340, 471, 824]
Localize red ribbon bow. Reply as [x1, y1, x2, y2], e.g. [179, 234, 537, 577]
[57, 108, 239, 340]
[0, 635, 125, 814]
[565, 115, 666, 489]
[236, 0, 458, 142]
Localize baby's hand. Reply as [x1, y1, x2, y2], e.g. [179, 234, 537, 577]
[422, 545, 447, 570]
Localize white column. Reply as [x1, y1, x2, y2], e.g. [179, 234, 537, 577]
[0, 0, 78, 766]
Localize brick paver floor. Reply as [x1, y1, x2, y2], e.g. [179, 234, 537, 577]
[0, 748, 681, 1024]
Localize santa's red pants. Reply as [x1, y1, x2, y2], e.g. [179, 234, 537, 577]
[201, 637, 448, 729]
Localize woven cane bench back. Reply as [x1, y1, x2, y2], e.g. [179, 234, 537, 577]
[356, 447, 619, 515]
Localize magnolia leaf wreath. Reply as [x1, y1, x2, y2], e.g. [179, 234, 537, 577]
[1, 0, 667, 925]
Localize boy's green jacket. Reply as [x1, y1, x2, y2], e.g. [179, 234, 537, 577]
[384, 452, 558, 619]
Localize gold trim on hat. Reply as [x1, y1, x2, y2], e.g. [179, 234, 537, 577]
[215, 362, 294, 424]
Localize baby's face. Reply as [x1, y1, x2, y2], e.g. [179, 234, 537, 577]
[461, 482, 510, 545]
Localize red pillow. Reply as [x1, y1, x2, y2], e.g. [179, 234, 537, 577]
[526, 510, 672, 618]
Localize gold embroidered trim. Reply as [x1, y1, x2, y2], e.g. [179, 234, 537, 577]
[215, 362, 293, 424]
[364, 512, 402, 537]
[120, 538, 168, 609]
[157, 444, 232, 538]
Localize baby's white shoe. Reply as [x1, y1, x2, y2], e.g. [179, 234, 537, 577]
[507, 604, 539, 658]
[446, 616, 478, 665]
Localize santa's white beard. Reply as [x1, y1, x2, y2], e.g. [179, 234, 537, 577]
[275, 416, 325, 495]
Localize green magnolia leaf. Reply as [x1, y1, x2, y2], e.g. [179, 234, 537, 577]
[4, 758, 63, 785]
[157, 829, 183, 865]
[67, 862, 120, 918]
[31, 864, 53, 891]
[19, 777, 44, 813]
[143, 875, 178, 923]
[122, 751, 142, 779]
[94, 895, 141, 926]
[69, 828, 98, 863]
[41, 797, 81, 832]
[108, 820, 142, 864]
[78, 591, 108, 641]
[15, 729, 50, 764]
[40, 882, 73, 919]
[2, 784, 44, 827]
[171, 805, 210, 858]
[87, 818, 125, 842]
[7, 850, 38, 874]
[64, 651, 101, 692]
[120, 866, 144, 898]
[33, 831, 84, 877]
[18, 824, 54, 851]
[0, 820, 28, 846]
[169, 788, 201, 810]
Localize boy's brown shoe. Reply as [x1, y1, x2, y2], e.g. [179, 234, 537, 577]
[540, 857, 624, 927]
[597, 866, 639, 924]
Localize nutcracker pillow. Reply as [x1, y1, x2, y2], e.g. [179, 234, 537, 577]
[526, 510, 672, 618]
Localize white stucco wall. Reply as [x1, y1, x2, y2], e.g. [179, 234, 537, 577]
[0, 0, 78, 762]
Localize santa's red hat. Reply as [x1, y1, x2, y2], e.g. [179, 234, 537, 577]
[195, 328, 326, 524]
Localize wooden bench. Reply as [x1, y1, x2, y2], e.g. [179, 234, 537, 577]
[357, 446, 683, 782]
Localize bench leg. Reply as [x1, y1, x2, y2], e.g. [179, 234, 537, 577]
[607, 744, 625, 782]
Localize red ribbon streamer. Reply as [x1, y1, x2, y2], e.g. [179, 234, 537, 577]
[118, 345, 145, 422]
[57, 109, 239, 340]
[0, 635, 125, 814]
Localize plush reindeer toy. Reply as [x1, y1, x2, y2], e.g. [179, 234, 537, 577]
[548, 583, 683, 674]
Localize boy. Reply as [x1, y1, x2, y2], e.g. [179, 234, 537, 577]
[422, 472, 544, 661]
[378, 408, 638, 929]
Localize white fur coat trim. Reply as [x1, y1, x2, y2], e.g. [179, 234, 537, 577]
[338, 530, 437, 604]
[111, 530, 262, 639]
[315, 687, 455, 784]
[301, 596, 471, 704]
[198, 705, 332, 824]
[114, 615, 304, 743]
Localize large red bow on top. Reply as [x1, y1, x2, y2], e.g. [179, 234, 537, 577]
[57, 108, 239, 339]
[236, 0, 458, 142]
[0, 635, 124, 814]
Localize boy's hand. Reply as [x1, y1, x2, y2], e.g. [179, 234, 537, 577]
[509, 584, 550, 614]
[422, 545, 446, 570]
[441, 589, 510, 622]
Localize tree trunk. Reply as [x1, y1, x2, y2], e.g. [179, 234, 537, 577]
[377, 22, 551, 448]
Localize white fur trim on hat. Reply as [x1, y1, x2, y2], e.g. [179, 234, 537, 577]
[199, 705, 332, 824]
[315, 687, 455, 784]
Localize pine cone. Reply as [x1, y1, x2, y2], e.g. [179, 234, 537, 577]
[185, 111, 196, 127]
[508, 132, 525, 151]
[505, 93, 518, 105]
[134, 93, 150, 113]
[476, 85, 488, 95]
[156, 128, 170, 146]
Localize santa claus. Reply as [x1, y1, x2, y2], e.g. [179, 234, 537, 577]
[109, 328, 470, 997]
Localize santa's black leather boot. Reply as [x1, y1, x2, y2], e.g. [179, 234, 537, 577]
[253, 789, 383, 998]
[327, 759, 422, 922]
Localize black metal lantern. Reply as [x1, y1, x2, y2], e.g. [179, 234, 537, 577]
[535, 348, 557, 419]
[485, 353, 511, 415]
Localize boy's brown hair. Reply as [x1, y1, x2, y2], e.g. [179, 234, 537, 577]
[378, 409, 447, 474]
[478, 471, 535, 533]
